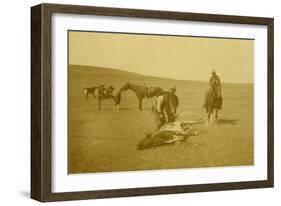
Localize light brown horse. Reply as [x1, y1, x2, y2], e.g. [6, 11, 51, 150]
[137, 119, 204, 150]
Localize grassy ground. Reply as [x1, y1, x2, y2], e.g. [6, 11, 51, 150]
[68, 65, 254, 173]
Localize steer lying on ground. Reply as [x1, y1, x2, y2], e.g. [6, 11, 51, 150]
[137, 119, 204, 150]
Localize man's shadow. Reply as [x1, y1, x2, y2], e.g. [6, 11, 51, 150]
[217, 119, 239, 125]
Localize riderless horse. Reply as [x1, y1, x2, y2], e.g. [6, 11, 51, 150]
[96, 85, 121, 111]
[84, 86, 98, 99]
[119, 82, 163, 110]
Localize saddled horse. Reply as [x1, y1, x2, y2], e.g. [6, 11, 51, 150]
[84, 86, 98, 99]
[203, 87, 223, 125]
[120, 82, 163, 110]
[145, 86, 163, 98]
[97, 85, 121, 111]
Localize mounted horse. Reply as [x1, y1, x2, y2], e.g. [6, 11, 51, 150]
[97, 85, 121, 111]
[120, 82, 163, 110]
[203, 86, 223, 125]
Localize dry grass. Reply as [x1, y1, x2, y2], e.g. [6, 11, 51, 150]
[68, 65, 254, 173]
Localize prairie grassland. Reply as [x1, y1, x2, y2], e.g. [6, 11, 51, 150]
[68, 65, 254, 173]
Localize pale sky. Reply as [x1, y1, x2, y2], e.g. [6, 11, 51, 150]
[69, 31, 254, 83]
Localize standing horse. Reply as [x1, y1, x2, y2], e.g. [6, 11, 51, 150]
[203, 87, 223, 125]
[120, 82, 163, 110]
[97, 85, 121, 110]
[145, 86, 163, 98]
[84, 86, 98, 99]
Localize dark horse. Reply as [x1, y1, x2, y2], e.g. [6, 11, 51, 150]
[203, 87, 223, 125]
[84, 86, 98, 99]
[120, 82, 163, 110]
[97, 85, 121, 110]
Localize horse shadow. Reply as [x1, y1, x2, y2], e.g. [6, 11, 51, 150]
[117, 108, 131, 110]
[217, 119, 239, 125]
[142, 108, 153, 111]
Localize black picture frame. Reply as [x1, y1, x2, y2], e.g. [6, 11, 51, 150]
[31, 3, 274, 202]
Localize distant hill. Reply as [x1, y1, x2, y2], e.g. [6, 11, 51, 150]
[69, 65, 252, 88]
[69, 64, 207, 84]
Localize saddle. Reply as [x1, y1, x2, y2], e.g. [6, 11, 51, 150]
[203, 87, 223, 110]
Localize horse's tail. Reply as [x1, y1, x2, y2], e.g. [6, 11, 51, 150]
[84, 88, 88, 99]
[115, 91, 122, 105]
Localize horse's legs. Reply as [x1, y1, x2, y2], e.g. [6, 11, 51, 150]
[84, 90, 88, 99]
[114, 92, 121, 111]
[98, 98, 101, 110]
[138, 97, 143, 111]
[210, 112, 213, 123]
[113, 100, 120, 111]
[215, 109, 218, 120]
[210, 107, 216, 123]
[112, 97, 116, 110]
[206, 111, 210, 126]
[93, 88, 97, 98]
[206, 107, 215, 126]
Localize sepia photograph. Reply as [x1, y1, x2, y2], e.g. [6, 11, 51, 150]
[68, 30, 254, 174]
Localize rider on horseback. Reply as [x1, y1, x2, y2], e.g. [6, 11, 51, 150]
[203, 69, 223, 113]
[209, 69, 221, 97]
